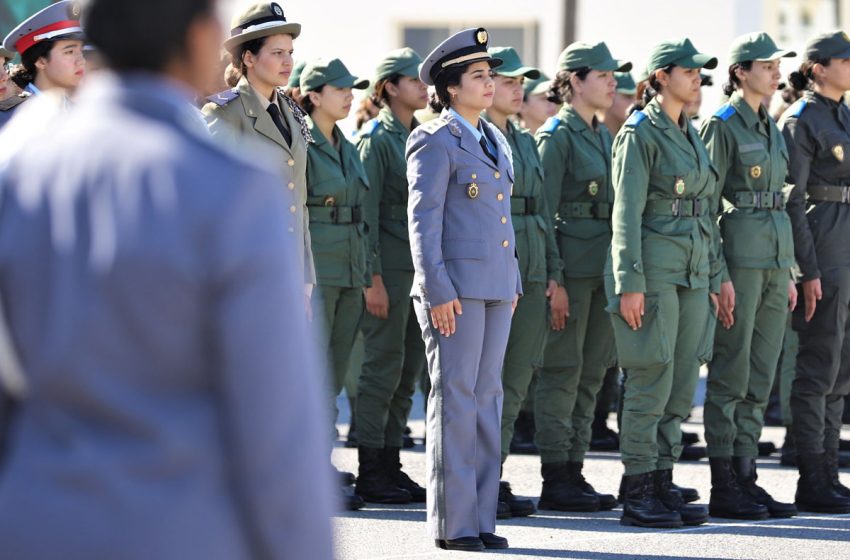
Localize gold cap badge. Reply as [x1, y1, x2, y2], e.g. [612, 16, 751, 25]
[476, 29, 488, 45]
[833, 145, 845, 162]
[750, 165, 762, 179]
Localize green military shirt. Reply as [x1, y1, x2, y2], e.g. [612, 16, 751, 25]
[700, 91, 794, 280]
[536, 104, 613, 279]
[356, 107, 415, 275]
[306, 117, 371, 288]
[610, 97, 721, 294]
[483, 116, 563, 286]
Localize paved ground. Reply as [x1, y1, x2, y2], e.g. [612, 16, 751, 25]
[331, 389, 850, 559]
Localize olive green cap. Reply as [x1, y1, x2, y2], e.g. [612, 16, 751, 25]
[300, 57, 369, 92]
[805, 30, 850, 61]
[288, 59, 306, 88]
[374, 47, 422, 82]
[728, 32, 795, 64]
[644, 38, 717, 77]
[557, 41, 631, 72]
[523, 73, 551, 96]
[224, 2, 301, 53]
[615, 72, 636, 94]
[488, 46, 540, 79]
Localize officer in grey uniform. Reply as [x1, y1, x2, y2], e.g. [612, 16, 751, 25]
[0, 0, 335, 557]
[409, 28, 521, 552]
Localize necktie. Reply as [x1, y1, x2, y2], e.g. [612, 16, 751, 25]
[479, 135, 497, 165]
[267, 102, 292, 147]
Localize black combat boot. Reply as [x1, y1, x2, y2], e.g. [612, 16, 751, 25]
[732, 456, 797, 518]
[823, 448, 850, 499]
[590, 412, 619, 451]
[795, 452, 850, 513]
[654, 469, 708, 526]
[509, 410, 538, 455]
[355, 447, 411, 504]
[708, 457, 769, 520]
[499, 480, 536, 517]
[619, 477, 699, 504]
[382, 447, 426, 502]
[568, 461, 617, 510]
[538, 462, 600, 511]
[620, 472, 683, 528]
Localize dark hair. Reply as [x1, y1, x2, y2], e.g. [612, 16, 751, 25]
[300, 84, 325, 114]
[81, 0, 214, 72]
[788, 57, 831, 93]
[372, 73, 403, 107]
[227, 37, 268, 86]
[17, 40, 55, 86]
[722, 60, 754, 96]
[633, 63, 676, 111]
[428, 62, 474, 113]
[548, 67, 592, 103]
[355, 95, 380, 129]
[8, 64, 27, 90]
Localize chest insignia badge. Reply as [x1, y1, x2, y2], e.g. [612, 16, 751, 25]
[674, 177, 686, 196]
[588, 180, 599, 196]
[750, 165, 762, 179]
[467, 183, 480, 199]
[833, 145, 845, 162]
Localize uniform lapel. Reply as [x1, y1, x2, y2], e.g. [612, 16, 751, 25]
[237, 77, 288, 150]
[445, 111, 499, 170]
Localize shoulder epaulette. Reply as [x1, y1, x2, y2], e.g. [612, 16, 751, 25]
[0, 94, 28, 112]
[419, 118, 448, 135]
[624, 110, 647, 128]
[788, 98, 808, 118]
[360, 118, 380, 137]
[205, 88, 240, 107]
[540, 116, 561, 134]
[713, 103, 736, 121]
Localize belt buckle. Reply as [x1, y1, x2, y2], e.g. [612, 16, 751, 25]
[671, 199, 681, 216]
[324, 196, 336, 207]
[760, 191, 771, 209]
[843, 187, 850, 204]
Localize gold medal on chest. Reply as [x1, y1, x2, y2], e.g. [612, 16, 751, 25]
[833, 145, 845, 162]
[674, 177, 686, 196]
[588, 181, 599, 196]
[750, 165, 762, 179]
[467, 182, 479, 199]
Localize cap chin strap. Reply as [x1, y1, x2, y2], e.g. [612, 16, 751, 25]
[238, 20, 289, 36]
[441, 52, 490, 68]
[34, 26, 82, 42]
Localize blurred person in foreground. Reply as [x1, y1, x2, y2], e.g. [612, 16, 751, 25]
[0, 0, 335, 558]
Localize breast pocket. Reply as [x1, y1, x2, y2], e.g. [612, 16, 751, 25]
[736, 146, 769, 187]
[653, 160, 692, 197]
[573, 159, 607, 198]
[818, 130, 850, 173]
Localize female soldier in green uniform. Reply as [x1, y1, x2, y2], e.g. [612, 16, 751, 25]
[608, 38, 720, 528]
[700, 32, 798, 520]
[534, 41, 629, 513]
[354, 47, 429, 504]
[780, 30, 850, 514]
[299, 56, 372, 495]
[482, 46, 564, 518]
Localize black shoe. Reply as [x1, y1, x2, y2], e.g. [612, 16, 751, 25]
[510, 410, 539, 455]
[708, 457, 769, 520]
[336, 467, 355, 487]
[590, 415, 619, 451]
[673, 483, 700, 504]
[355, 447, 411, 504]
[382, 447, 426, 502]
[824, 448, 850, 498]
[757, 441, 777, 457]
[655, 469, 708, 526]
[680, 444, 707, 461]
[620, 472, 683, 528]
[499, 480, 535, 517]
[479, 532, 509, 549]
[763, 394, 783, 427]
[344, 489, 365, 511]
[733, 456, 796, 518]
[840, 439, 850, 452]
[796, 452, 850, 513]
[568, 461, 617, 510]
[682, 431, 700, 445]
[538, 462, 600, 512]
[497, 500, 512, 519]
[402, 434, 416, 449]
[435, 537, 485, 551]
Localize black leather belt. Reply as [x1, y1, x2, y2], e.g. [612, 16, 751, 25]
[732, 191, 785, 210]
[559, 201, 610, 219]
[808, 185, 850, 203]
[308, 205, 363, 224]
[511, 196, 538, 215]
[644, 198, 710, 217]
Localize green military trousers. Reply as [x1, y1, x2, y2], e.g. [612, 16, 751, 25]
[314, 285, 365, 433]
[704, 268, 789, 458]
[499, 281, 548, 463]
[778, 317, 799, 427]
[356, 268, 426, 449]
[609, 281, 714, 475]
[535, 276, 615, 464]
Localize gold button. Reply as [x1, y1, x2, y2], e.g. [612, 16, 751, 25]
[494, 171, 501, 179]
[287, 159, 295, 167]
[497, 193, 504, 201]
[288, 182, 295, 190]
[500, 216, 507, 224]
[289, 205, 297, 213]
[471, 173, 477, 179]
[502, 240, 509, 248]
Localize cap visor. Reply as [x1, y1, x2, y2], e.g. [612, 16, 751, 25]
[677, 53, 718, 70]
[498, 65, 541, 79]
[755, 48, 797, 61]
[833, 46, 850, 59]
[224, 22, 302, 52]
[329, 75, 370, 90]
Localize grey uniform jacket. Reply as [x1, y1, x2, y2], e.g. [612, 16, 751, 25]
[0, 74, 334, 560]
[202, 75, 316, 286]
[406, 111, 522, 307]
